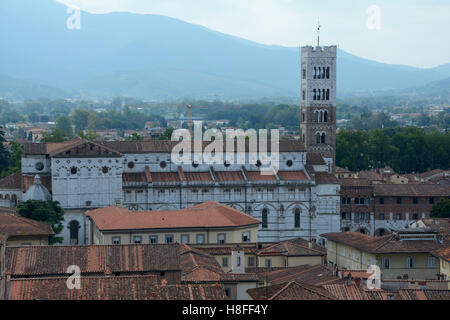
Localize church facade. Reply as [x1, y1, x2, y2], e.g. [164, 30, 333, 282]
[0, 44, 343, 245]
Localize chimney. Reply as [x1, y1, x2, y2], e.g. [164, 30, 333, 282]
[308, 241, 313, 249]
[231, 248, 245, 274]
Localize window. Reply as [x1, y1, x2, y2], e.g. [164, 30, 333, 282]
[379, 213, 385, 220]
[70, 167, 78, 175]
[242, 232, 251, 243]
[286, 160, 293, 167]
[428, 257, 436, 268]
[265, 259, 272, 268]
[181, 234, 190, 244]
[218, 233, 226, 244]
[262, 208, 268, 229]
[35, 162, 44, 171]
[196, 234, 205, 244]
[112, 237, 121, 245]
[406, 257, 415, 269]
[397, 213, 403, 221]
[102, 166, 109, 174]
[294, 208, 301, 228]
[165, 235, 174, 244]
[359, 213, 366, 220]
[413, 214, 419, 221]
[413, 197, 418, 204]
[302, 90, 306, 101]
[321, 133, 326, 144]
[160, 161, 167, 168]
[127, 161, 135, 169]
[397, 198, 402, 204]
[133, 236, 142, 244]
[222, 258, 229, 267]
[382, 258, 391, 269]
[224, 288, 231, 298]
[302, 68, 306, 80]
[248, 257, 255, 267]
[149, 236, 158, 244]
[429, 197, 435, 205]
[379, 198, 384, 205]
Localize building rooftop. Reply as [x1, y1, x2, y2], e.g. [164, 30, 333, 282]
[86, 201, 261, 231]
[373, 184, 450, 197]
[7, 276, 226, 300]
[247, 281, 335, 300]
[257, 238, 326, 257]
[5, 244, 181, 277]
[0, 173, 22, 190]
[0, 212, 53, 242]
[321, 232, 444, 254]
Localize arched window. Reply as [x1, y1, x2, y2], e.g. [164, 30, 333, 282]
[324, 110, 328, 123]
[262, 208, 268, 229]
[69, 220, 80, 245]
[322, 89, 326, 101]
[313, 67, 317, 79]
[316, 132, 321, 144]
[313, 89, 317, 101]
[326, 67, 330, 79]
[322, 68, 326, 79]
[321, 133, 326, 144]
[326, 89, 330, 100]
[314, 110, 319, 123]
[294, 208, 301, 228]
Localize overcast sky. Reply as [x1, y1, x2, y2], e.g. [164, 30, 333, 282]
[57, 0, 450, 68]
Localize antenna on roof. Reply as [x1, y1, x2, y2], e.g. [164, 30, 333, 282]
[317, 18, 322, 47]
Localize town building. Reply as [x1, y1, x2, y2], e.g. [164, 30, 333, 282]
[85, 202, 261, 246]
[432, 247, 450, 281]
[322, 230, 443, 280]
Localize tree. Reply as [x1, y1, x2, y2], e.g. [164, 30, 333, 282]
[41, 128, 68, 143]
[430, 199, 450, 218]
[159, 127, 174, 140]
[0, 141, 23, 178]
[72, 108, 91, 132]
[126, 132, 144, 141]
[79, 131, 100, 141]
[0, 129, 10, 176]
[18, 200, 65, 244]
[55, 116, 73, 137]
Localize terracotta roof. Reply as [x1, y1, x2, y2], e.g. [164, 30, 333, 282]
[8, 277, 226, 300]
[339, 178, 372, 187]
[195, 246, 260, 256]
[23, 174, 52, 193]
[5, 244, 181, 277]
[373, 184, 450, 197]
[314, 172, 340, 185]
[335, 167, 352, 174]
[420, 219, 450, 240]
[417, 169, 446, 179]
[184, 172, 213, 182]
[306, 153, 326, 165]
[213, 171, 245, 182]
[122, 172, 148, 183]
[244, 171, 277, 181]
[398, 289, 450, 300]
[0, 173, 22, 190]
[0, 213, 53, 242]
[247, 281, 335, 300]
[432, 247, 450, 263]
[358, 171, 383, 181]
[323, 284, 389, 300]
[258, 238, 326, 257]
[86, 202, 261, 231]
[151, 172, 180, 183]
[322, 232, 444, 254]
[278, 171, 308, 181]
[249, 264, 343, 287]
[180, 244, 258, 283]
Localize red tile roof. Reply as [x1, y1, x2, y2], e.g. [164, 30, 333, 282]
[258, 238, 326, 257]
[184, 172, 213, 182]
[86, 202, 261, 231]
[278, 171, 308, 181]
[5, 244, 181, 277]
[373, 184, 450, 197]
[314, 172, 340, 185]
[245, 171, 277, 181]
[213, 171, 245, 182]
[398, 289, 450, 300]
[322, 232, 444, 254]
[432, 247, 450, 263]
[247, 281, 335, 300]
[0, 213, 53, 242]
[0, 173, 22, 190]
[323, 284, 389, 300]
[8, 276, 226, 300]
[151, 172, 180, 183]
[306, 153, 326, 165]
[249, 264, 343, 287]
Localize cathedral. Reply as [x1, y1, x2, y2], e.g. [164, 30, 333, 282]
[0, 44, 342, 245]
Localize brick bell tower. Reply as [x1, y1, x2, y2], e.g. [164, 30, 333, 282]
[300, 39, 337, 173]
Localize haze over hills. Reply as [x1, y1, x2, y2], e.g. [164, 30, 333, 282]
[0, 0, 449, 101]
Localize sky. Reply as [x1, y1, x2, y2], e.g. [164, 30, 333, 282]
[56, 0, 450, 69]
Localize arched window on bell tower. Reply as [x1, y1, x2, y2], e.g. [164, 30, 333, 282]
[326, 67, 330, 79]
[313, 89, 317, 101]
[321, 133, 326, 144]
[324, 110, 328, 123]
[313, 67, 317, 79]
[316, 132, 321, 144]
[326, 89, 330, 100]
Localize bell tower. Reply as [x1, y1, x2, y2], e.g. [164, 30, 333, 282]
[300, 43, 337, 172]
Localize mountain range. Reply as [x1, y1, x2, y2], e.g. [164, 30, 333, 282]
[0, 0, 449, 101]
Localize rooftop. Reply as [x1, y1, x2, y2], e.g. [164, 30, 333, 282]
[7, 276, 226, 300]
[247, 281, 335, 300]
[86, 201, 261, 231]
[0, 212, 53, 243]
[257, 238, 326, 257]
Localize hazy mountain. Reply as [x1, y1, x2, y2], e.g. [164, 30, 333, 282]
[0, 74, 71, 100]
[0, 0, 449, 100]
